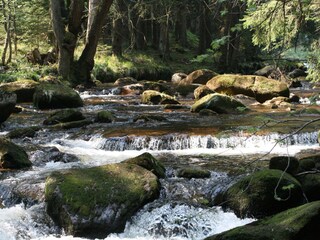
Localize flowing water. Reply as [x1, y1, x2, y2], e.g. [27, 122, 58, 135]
[0, 86, 319, 240]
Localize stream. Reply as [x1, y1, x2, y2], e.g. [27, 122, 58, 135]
[0, 84, 319, 240]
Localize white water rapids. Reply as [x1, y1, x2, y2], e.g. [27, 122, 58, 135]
[0, 130, 318, 240]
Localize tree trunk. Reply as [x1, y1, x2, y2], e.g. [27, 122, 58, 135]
[198, 3, 212, 54]
[112, 0, 127, 56]
[219, 2, 243, 71]
[1, 0, 12, 66]
[175, 5, 187, 47]
[76, 0, 113, 84]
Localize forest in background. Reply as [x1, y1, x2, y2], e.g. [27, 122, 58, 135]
[0, 0, 319, 85]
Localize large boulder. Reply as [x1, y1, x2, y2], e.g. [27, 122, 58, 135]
[191, 93, 247, 114]
[114, 77, 138, 86]
[171, 72, 187, 84]
[205, 201, 320, 240]
[219, 169, 304, 219]
[194, 85, 215, 100]
[206, 74, 290, 103]
[43, 109, 85, 125]
[269, 156, 300, 175]
[0, 138, 32, 169]
[296, 173, 320, 202]
[0, 79, 39, 102]
[180, 69, 218, 85]
[45, 163, 160, 238]
[33, 83, 83, 109]
[0, 90, 16, 123]
[141, 90, 179, 105]
[124, 152, 166, 178]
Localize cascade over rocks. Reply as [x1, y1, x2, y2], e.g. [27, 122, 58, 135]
[0, 138, 32, 170]
[206, 74, 290, 103]
[218, 169, 304, 219]
[205, 201, 320, 240]
[0, 79, 39, 102]
[0, 90, 16, 123]
[33, 83, 83, 109]
[191, 93, 247, 114]
[45, 163, 160, 238]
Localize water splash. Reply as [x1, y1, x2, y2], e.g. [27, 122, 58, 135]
[113, 203, 254, 240]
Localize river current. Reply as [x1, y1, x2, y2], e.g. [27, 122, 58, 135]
[0, 88, 319, 240]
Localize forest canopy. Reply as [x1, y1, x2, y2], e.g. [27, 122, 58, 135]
[0, 0, 319, 84]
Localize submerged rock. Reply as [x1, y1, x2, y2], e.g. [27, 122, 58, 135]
[7, 126, 41, 139]
[206, 74, 289, 103]
[177, 168, 211, 179]
[45, 163, 160, 238]
[0, 138, 32, 170]
[219, 169, 304, 219]
[205, 201, 320, 240]
[191, 93, 247, 114]
[0, 90, 16, 124]
[95, 110, 115, 123]
[124, 152, 166, 178]
[0, 79, 39, 102]
[43, 109, 85, 125]
[141, 90, 179, 105]
[33, 83, 83, 109]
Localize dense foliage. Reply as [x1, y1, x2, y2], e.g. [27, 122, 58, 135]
[0, 0, 319, 83]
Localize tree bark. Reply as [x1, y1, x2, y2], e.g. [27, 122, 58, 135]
[77, 0, 113, 84]
[175, 4, 187, 47]
[198, 3, 212, 54]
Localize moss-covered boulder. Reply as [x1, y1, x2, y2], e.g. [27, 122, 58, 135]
[114, 77, 138, 86]
[45, 163, 160, 238]
[33, 83, 83, 109]
[194, 85, 215, 100]
[205, 201, 320, 240]
[0, 90, 16, 124]
[124, 152, 166, 178]
[141, 90, 179, 105]
[0, 79, 39, 102]
[269, 156, 300, 175]
[180, 69, 218, 85]
[133, 114, 167, 123]
[177, 168, 211, 179]
[43, 109, 85, 125]
[0, 138, 32, 169]
[191, 93, 247, 114]
[95, 111, 115, 123]
[296, 174, 320, 201]
[7, 126, 41, 139]
[49, 119, 92, 130]
[171, 72, 187, 84]
[206, 74, 290, 103]
[219, 169, 304, 219]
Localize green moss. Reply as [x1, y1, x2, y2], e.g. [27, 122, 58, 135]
[223, 169, 304, 218]
[206, 201, 320, 240]
[45, 163, 159, 217]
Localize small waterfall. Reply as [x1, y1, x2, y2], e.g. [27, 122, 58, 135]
[95, 131, 318, 151]
[112, 203, 254, 240]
